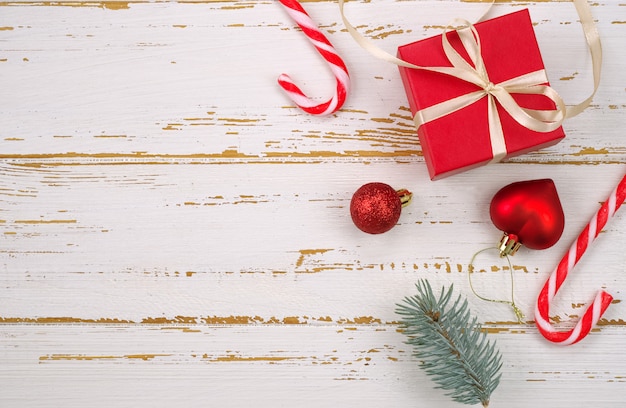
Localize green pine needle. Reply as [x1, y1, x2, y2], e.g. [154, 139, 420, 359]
[396, 279, 503, 407]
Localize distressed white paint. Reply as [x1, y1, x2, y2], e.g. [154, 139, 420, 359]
[0, 1, 625, 407]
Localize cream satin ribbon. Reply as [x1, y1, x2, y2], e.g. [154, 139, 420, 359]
[338, 0, 602, 163]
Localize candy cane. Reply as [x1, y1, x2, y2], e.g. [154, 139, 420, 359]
[277, 0, 350, 115]
[535, 173, 626, 345]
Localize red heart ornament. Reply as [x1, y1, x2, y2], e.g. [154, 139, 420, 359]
[490, 179, 565, 255]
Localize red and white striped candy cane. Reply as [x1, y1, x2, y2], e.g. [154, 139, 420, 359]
[535, 173, 626, 345]
[277, 0, 350, 115]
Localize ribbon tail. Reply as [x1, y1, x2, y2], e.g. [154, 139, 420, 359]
[338, 0, 421, 70]
[338, 0, 488, 86]
[565, 0, 602, 118]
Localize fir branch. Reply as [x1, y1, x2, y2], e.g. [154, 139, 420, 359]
[396, 279, 502, 407]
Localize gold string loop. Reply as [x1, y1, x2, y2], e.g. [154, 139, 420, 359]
[468, 247, 524, 323]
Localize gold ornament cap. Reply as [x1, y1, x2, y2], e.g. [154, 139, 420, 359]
[498, 232, 522, 257]
[396, 189, 413, 208]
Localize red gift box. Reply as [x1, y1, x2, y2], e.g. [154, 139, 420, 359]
[397, 9, 565, 180]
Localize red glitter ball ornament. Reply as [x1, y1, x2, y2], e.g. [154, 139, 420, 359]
[350, 182, 412, 234]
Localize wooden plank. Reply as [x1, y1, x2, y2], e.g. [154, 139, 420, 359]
[1, 163, 624, 326]
[0, 1, 623, 163]
[1, 324, 626, 407]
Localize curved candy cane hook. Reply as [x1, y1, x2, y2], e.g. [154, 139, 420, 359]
[535, 174, 626, 345]
[277, 0, 350, 116]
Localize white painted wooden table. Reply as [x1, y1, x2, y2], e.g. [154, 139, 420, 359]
[1, 1, 625, 407]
